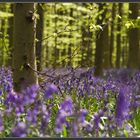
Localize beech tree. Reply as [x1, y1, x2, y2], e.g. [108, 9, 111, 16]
[94, 3, 109, 76]
[36, 3, 44, 71]
[12, 3, 38, 92]
[128, 3, 140, 69]
[116, 3, 123, 68]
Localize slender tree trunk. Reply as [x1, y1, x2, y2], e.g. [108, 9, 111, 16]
[7, 4, 14, 66]
[81, 5, 93, 67]
[61, 49, 66, 67]
[94, 3, 109, 76]
[110, 3, 116, 67]
[81, 25, 87, 67]
[116, 3, 123, 68]
[86, 12, 93, 67]
[0, 5, 6, 66]
[36, 3, 44, 71]
[53, 3, 59, 68]
[67, 8, 73, 66]
[102, 23, 110, 69]
[0, 20, 5, 66]
[128, 3, 139, 69]
[12, 3, 38, 92]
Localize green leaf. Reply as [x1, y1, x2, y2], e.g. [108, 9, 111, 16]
[96, 25, 103, 31]
[117, 14, 122, 19]
[125, 21, 134, 29]
[123, 129, 129, 137]
[62, 125, 67, 137]
[0, 11, 13, 18]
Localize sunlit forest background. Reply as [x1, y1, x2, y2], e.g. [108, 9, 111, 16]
[1, 3, 139, 71]
[0, 3, 140, 137]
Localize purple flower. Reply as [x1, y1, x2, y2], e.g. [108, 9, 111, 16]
[60, 96, 73, 115]
[44, 84, 58, 99]
[5, 91, 18, 105]
[40, 105, 50, 134]
[115, 86, 130, 127]
[0, 90, 2, 96]
[55, 96, 73, 133]
[26, 108, 38, 126]
[78, 109, 88, 124]
[22, 85, 38, 105]
[11, 122, 27, 137]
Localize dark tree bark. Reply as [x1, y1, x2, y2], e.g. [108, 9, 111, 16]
[110, 3, 117, 67]
[116, 3, 123, 68]
[67, 8, 73, 66]
[94, 3, 109, 76]
[128, 3, 140, 69]
[102, 23, 110, 69]
[53, 3, 59, 68]
[36, 3, 44, 71]
[81, 4, 93, 67]
[86, 27, 93, 67]
[81, 25, 87, 67]
[12, 3, 38, 92]
[61, 49, 66, 67]
[7, 4, 14, 66]
[0, 20, 5, 66]
[0, 5, 6, 66]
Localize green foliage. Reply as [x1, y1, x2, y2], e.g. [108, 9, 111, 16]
[0, 11, 13, 18]
[0, 3, 139, 69]
[133, 109, 140, 134]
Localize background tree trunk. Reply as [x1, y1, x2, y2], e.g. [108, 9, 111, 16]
[110, 3, 116, 67]
[102, 23, 110, 69]
[7, 4, 14, 66]
[116, 3, 123, 68]
[67, 8, 73, 66]
[94, 3, 108, 76]
[12, 3, 38, 92]
[128, 3, 140, 69]
[53, 3, 59, 68]
[0, 20, 5, 66]
[36, 3, 44, 71]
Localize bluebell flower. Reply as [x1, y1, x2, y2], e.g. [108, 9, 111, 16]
[22, 85, 38, 105]
[5, 91, 17, 105]
[71, 123, 78, 137]
[11, 122, 27, 137]
[78, 109, 88, 125]
[115, 86, 130, 127]
[55, 96, 73, 133]
[26, 108, 38, 126]
[40, 104, 50, 134]
[0, 89, 2, 96]
[44, 84, 58, 99]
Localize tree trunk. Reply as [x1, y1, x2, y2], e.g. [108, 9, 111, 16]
[128, 3, 139, 69]
[0, 20, 5, 66]
[81, 6, 93, 67]
[53, 4, 59, 68]
[7, 4, 14, 66]
[0, 5, 6, 66]
[94, 3, 109, 76]
[67, 8, 73, 66]
[102, 23, 110, 69]
[36, 3, 44, 71]
[116, 3, 123, 68]
[81, 25, 87, 67]
[110, 3, 116, 67]
[12, 3, 38, 92]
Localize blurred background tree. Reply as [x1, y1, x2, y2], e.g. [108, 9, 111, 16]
[0, 3, 139, 78]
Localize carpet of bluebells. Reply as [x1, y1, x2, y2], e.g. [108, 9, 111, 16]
[1, 66, 140, 137]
